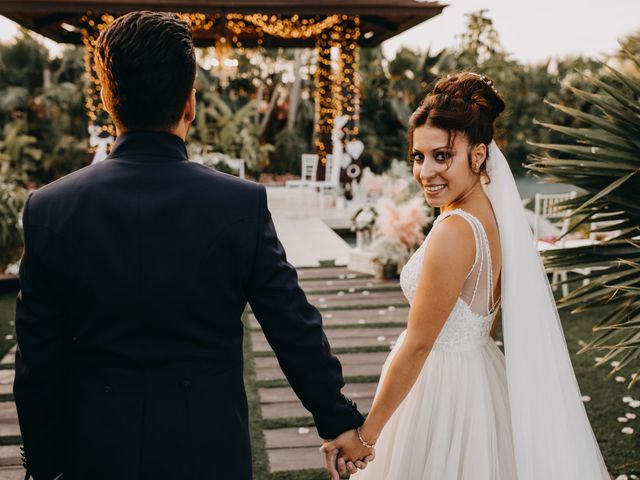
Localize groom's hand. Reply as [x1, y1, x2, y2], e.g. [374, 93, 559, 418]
[320, 429, 375, 479]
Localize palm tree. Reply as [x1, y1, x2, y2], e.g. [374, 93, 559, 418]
[527, 45, 640, 388]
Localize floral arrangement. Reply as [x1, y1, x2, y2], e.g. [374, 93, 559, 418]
[374, 196, 429, 249]
[350, 204, 377, 233]
[368, 235, 410, 267]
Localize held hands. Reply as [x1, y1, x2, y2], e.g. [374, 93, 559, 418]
[320, 428, 375, 479]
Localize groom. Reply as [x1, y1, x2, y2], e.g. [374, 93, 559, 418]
[13, 11, 371, 479]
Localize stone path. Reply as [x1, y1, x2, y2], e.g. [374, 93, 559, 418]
[246, 266, 408, 476]
[0, 265, 408, 479]
[0, 344, 24, 478]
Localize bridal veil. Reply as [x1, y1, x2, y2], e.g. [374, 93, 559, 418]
[483, 140, 610, 479]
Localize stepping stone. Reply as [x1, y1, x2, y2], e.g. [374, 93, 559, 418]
[248, 306, 409, 329]
[0, 403, 20, 437]
[0, 371, 13, 396]
[267, 445, 325, 472]
[260, 383, 377, 405]
[261, 397, 374, 420]
[296, 268, 369, 281]
[0, 446, 21, 467]
[265, 426, 321, 449]
[251, 327, 404, 353]
[299, 278, 400, 293]
[306, 290, 407, 309]
[255, 352, 388, 381]
[0, 347, 15, 366]
[0, 467, 27, 479]
[260, 383, 377, 420]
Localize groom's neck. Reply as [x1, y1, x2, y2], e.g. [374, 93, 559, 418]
[115, 125, 187, 142]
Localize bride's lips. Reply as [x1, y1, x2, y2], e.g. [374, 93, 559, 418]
[424, 184, 447, 196]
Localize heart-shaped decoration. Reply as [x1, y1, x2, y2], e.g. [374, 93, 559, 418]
[345, 140, 364, 160]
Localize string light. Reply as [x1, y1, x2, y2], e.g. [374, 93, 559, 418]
[79, 12, 361, 167]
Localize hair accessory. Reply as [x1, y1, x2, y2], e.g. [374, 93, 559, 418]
[468, 72, 500, 96]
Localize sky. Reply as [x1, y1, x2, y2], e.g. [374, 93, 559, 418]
[0, 0, 638, 64]
[382, 0, 640, 64]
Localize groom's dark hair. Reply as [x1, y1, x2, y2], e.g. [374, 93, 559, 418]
[94, 11, 196, 131]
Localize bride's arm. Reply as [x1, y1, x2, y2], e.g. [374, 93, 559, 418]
[357, 216, 476, 448]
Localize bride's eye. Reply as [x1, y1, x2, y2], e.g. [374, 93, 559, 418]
[412, 151, 424, 163]
[435, 150, 451, 162]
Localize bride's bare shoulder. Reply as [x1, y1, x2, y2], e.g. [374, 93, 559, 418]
[422, 214, 476, 280]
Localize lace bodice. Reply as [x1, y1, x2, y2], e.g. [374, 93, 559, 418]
[399, 208, 502, 352]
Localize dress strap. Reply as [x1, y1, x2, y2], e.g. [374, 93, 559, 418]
[434, 208, 499, 315]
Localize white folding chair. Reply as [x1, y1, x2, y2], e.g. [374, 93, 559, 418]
[308, 153, 341, 208]
[285, 154, 319, 189]
[534, 191, 599, 296]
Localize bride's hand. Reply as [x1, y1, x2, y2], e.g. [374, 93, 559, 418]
[320, 429, 374, 478]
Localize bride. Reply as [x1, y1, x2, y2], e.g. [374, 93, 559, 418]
[321, 72, 610, 479]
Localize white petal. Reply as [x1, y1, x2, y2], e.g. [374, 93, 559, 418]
[621, 427, 634, 434]
[617, 417, 629, 423]
[581, 395, 591, 403]
[616, 376, 626, 383]
[298, 427, 310, 435]
[625, 413, 637, 420]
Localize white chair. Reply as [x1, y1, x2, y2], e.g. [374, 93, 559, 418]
[573, 212, 625, 286]
[285, 154, 319, 199]
[308, 153, 342, 208]
[533, 191, 598, 296]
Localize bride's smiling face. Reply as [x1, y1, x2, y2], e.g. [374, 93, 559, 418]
[411, 125, 485, 208]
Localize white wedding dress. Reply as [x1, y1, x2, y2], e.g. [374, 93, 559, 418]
[352, 207, 517, 479]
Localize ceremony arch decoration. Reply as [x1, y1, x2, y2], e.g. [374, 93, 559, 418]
[0, 1, 445, 178]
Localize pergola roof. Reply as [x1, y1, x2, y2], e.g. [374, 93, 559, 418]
[0, 0, 446, 47]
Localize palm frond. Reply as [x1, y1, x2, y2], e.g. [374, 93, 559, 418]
[530, 48, 640, 388]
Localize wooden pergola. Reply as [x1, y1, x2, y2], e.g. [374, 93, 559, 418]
[0, 0, 445, 180]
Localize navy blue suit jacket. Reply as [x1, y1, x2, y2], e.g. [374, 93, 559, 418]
[13, 131, 364, 479]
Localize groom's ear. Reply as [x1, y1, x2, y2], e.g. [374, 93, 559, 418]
[184, 87, 196, 123]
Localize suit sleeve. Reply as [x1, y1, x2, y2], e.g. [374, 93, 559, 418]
[13, 192, 68, 479]
[246, 185, 364, 439]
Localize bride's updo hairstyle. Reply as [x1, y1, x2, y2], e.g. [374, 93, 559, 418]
[408, 72, 506, 184]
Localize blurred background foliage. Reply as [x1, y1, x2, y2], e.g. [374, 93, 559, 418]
[0, 11, 637, 268]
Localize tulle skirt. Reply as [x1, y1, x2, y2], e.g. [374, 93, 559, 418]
[351, 331, 517, 480]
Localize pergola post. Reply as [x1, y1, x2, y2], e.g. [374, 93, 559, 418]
[336, 16, 361, 188]
[314, 27, 337, 181]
